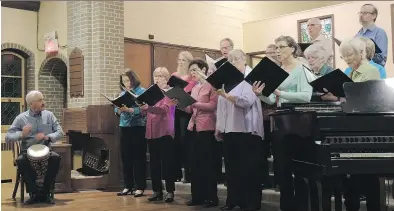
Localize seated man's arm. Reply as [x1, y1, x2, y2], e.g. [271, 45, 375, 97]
[47, 112, 64, 143]
[5, 115, 24, 143]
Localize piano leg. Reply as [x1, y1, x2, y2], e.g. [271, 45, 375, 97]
[316, 180, 323, 211]
[334, 192, 342, 211]
[302, 177, 312, 211]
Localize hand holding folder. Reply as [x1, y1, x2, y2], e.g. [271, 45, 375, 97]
[307, 69, 353, 98]
[164, 87, 197, 109]
[205, 62, 244, 93]
[101, 91, 136, 108]
[244, 57, 289, 97]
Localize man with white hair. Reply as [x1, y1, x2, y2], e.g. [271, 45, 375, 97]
[6, 90, 63, 205]
[356, 4, 388, 67]
[306, 17, 334, 67]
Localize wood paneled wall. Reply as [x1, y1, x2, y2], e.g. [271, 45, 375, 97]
[124, 38, 222, 88]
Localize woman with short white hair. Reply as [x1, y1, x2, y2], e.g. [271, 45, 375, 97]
[215, 49, 264, 211]
[320, 37, 382, 211]
[304, 44, 333, 76]
[344, 37, 386, 79]
[321, 37, 380, 102]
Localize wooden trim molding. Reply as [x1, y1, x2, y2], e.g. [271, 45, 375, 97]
[391, 4, 394, 63]
[124, 38, 221, 55]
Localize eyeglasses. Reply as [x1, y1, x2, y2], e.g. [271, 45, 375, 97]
[275, 46, 289, 51]
[358, 11, 373, 15]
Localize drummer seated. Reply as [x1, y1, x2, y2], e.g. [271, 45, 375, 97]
[5, 90, 64, 205]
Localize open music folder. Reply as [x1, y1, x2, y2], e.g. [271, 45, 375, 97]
[214, 57, 228, 69]
[101, 91, 136, 108]
[135, 84, 165, 106]
[167, 75, 189, 89]
[164, 87, 197, 109]
[244, 57, 289, 97]
[305, 67, 353, 98]
[205, 61, 244, 93]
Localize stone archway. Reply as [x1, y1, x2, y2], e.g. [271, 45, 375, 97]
[38, 55, 68, 125]
[1, 43, 35, 93]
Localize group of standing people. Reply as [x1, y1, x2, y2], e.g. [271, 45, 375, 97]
[114, 3, 389, 211]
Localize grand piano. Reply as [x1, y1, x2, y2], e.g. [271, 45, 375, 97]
[269, 79, 394, 211]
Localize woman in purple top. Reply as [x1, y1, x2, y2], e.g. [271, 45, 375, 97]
[215, 49, 264, 211]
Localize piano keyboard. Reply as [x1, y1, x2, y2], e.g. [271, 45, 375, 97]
[338, 153, 394, 158]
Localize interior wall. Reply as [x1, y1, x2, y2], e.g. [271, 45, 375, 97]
[243, 1, 393, 77]
[124, 1, 265, 50]
[1, 7, 39, 80]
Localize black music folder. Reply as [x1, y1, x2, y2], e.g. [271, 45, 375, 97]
[298, 43, 313, 52]
[206, 61, 244, 93]
[214, 57, 228, 69]
[164, 87, 197, 109]
[167, 75, 189, 89]
[135, 84, 165, 106]
[332, 37, 381, 54]
[308, 69, 353, 97]
[101, 91, 136, 108]
[370, 38, 382, 54]
[244, 57, 289, 97]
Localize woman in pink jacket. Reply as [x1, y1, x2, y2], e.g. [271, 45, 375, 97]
[183, 58, 219, 208]
[141, 67, 176, 203]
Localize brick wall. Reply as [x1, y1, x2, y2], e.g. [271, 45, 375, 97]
[67, 1, 124, 108]
[38, 57, 67, 125]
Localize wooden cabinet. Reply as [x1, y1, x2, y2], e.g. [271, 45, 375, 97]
[52, 143, 72, 193]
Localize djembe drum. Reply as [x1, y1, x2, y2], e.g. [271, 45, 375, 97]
[27, 144, 50, 190]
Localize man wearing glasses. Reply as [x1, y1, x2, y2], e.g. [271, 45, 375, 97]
[219, 38, 253, 76]
[356, 4, 388, 67]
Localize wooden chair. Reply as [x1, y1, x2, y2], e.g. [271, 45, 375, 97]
[11, 142, 55, 202]
[11, 141, 25, 202]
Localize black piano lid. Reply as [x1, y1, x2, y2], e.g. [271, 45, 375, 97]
[342, 78, 394, 114]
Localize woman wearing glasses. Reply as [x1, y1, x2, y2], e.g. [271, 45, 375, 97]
[253, 35, 312, 211]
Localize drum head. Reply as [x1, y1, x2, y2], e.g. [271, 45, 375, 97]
[27, 144, 50, 160]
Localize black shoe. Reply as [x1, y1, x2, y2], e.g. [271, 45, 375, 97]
[203, 200, 218, 208]
[220, 205, 236, 210]
[24, 194, 38, 205]
[186, 199, 204, 206]
[117, 188, 134, 196]
[164, 192, 174, 203]
[44, 195, 55, 204]
[148, 192, 163, 201]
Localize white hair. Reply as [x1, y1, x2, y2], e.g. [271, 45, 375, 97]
[339, 37, 367, 60]
[228, 49, 246, 63]
[26, 90, 43, 105]
[304, 44, 330, 65]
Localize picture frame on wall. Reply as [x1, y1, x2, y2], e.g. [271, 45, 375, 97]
[297, 14, 336, 68]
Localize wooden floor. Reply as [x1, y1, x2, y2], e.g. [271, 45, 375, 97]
[1, 183, 228, 211]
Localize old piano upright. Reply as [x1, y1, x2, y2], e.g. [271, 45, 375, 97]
[62, 105, 122, 190]
[269, 79, 394, 211]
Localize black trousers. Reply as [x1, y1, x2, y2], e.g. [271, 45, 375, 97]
[120, 126, 147, 190]
[190, 129, 218, 202]
[16, 151, 61, 196]
[174, 109, 192, 180]
[214, 141, 224, 183]
[148, 135, 176, 193]
[343, 175, 381, 211]
[223, 133, 262, 210]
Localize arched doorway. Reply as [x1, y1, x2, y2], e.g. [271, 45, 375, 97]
[38, 57, 67, 125]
